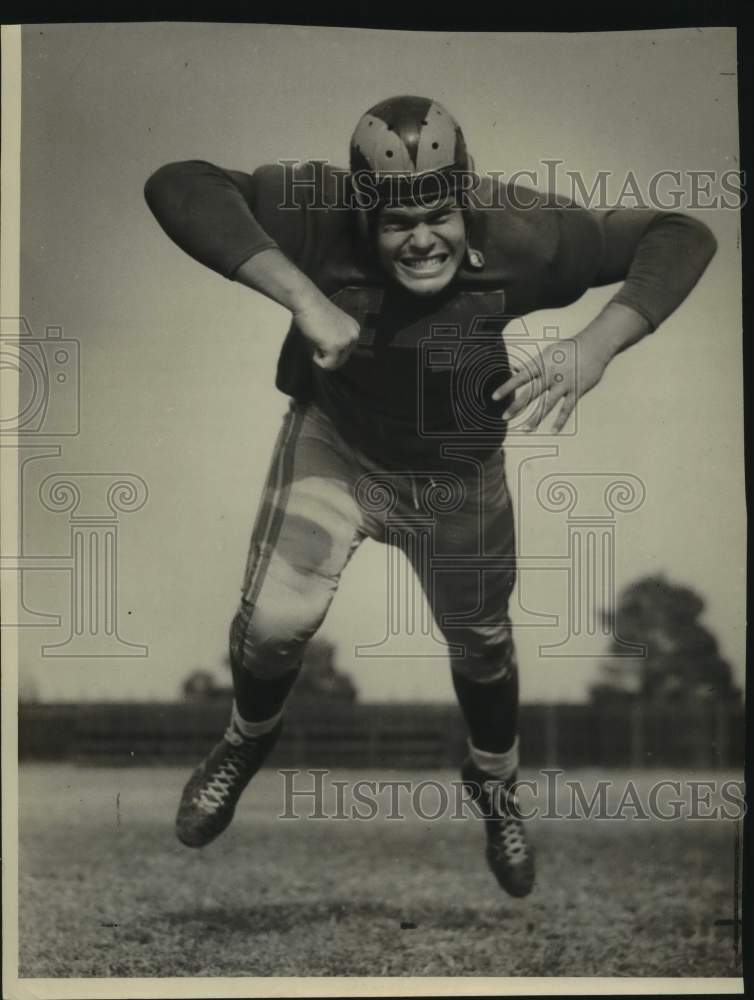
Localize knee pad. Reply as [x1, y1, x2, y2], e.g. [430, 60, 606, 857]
[229, 602, 308, 680]
[447, 624, 517, 684]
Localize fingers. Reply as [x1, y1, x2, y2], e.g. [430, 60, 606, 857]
[503, 379, 544, 420]
[522, 384, 568, 432]
[551, 394, 576, 433]
[495, 346, 578, 432]
[313, 342, 356, 370]
[313, 351, 341, 371]
[492, 368, 532, 403]
[501, 363, 555, 420]
[495, 355, 550, 414]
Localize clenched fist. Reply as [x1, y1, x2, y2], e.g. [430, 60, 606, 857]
[293, 296, 361, 371]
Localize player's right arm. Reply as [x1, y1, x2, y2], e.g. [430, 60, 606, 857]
[144, 160, 358, 370]
[233, 249, 359, 370]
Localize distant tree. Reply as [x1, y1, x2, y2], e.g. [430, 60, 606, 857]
[590, 574, 741, 704]
[19, 670, 39, 704]
[218, 638, 358, 703]
[294, 637, 358, 702]
[181, 669, 227, 702]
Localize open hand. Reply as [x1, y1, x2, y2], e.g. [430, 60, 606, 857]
[491, 335, 611, 433]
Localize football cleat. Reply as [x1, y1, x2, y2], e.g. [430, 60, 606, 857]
[175, 720, 282, 848]
[461, 757, 535, 898]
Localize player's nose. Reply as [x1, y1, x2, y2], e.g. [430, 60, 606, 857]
[408, 223, 434, 251]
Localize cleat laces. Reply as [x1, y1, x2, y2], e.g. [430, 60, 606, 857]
[486, 782, 528, 862]
[193, 727, 258, 815]
[461, 758, 535, 897]
[492, 819, 527, 859]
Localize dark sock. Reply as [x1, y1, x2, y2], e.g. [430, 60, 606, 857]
[228, 604, 303, 721]
[452, 668, 518, 753]
[230, 658, 301, 722]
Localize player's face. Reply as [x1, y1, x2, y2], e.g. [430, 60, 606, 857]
[375, 199, 466, 295]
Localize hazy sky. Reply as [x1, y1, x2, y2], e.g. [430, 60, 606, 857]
[17, 23, 744, 703]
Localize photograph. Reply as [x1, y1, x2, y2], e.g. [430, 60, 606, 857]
[1, 18, 747, 997]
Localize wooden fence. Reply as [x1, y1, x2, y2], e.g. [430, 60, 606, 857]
[18, 698, 745, 769]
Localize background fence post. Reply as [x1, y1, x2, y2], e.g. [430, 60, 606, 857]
[18, 700, 745, 768]
[715, 702, 730, 768]
[545, 703, 558, 768]
[630, 701, 644, 768]
[368, 717, 379, 768]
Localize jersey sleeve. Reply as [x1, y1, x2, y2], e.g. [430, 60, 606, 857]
[144, 160, 307, 279]
[480, 183, 605, 309]
[592, 209, 718, 330]
[517, 191, 717, 331]
[542, 200, 605, 306]
[528, 194, 718, 330]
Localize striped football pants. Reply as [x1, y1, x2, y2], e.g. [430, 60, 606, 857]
[230, 400, 518, 684]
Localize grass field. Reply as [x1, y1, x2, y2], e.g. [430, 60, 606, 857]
[18, 762, 743, 979]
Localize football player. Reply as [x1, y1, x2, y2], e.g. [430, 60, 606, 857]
[144, 95, 716, 897]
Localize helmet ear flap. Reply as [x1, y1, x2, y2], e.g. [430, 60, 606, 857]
[356, 209, 370, 243]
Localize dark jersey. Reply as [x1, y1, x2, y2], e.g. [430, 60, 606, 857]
[145, 159, 717, 468]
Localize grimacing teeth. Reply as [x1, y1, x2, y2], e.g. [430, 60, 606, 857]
[401, 253, 449, 270]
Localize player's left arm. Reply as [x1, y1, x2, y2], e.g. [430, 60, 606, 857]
[495, 207, 718, 432]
